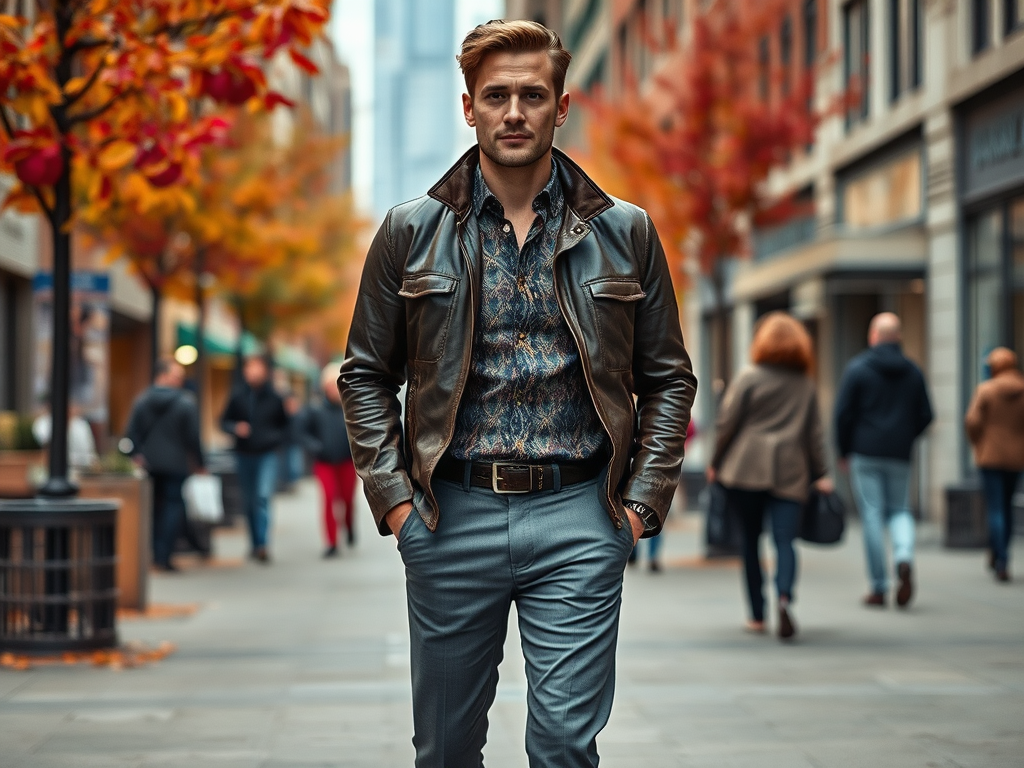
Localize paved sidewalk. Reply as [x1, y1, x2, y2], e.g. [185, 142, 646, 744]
[1, 478, 1022, 768]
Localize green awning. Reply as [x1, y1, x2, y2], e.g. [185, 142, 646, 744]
[176, 323, 319, 378]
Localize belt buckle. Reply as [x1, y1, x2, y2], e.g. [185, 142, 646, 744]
[492, 462, 531, 494]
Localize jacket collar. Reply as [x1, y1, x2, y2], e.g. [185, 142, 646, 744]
[428, 145, 614, 223]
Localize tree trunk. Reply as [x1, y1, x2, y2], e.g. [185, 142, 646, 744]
[193, 248, 207, 425]
[38, 159, 75, 497]
[149, 284, 162, 381]
[711, 260, 731, 393]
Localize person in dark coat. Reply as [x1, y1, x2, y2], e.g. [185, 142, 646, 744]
[125, 359, 206, 571]
[834, 312, 933, 609]
[965, 347, 1024, 582]
[220, 354, 290, 563]
[709, 312, 831, 640]
[301, 364, 356, 557]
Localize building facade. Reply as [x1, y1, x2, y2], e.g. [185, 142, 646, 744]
[507, 0, 1024, 521]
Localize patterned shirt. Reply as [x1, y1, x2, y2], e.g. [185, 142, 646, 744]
[447, 161, 607, 462]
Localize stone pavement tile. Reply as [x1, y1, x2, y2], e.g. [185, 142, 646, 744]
[8, 754, 143, 768]
[672, 743, 818, 768]
[803, 735, 1018, 768]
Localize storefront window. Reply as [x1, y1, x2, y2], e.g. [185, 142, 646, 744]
[842, 149, 923, 230]
[967, 208, 1003, 396]
[1011, 199, 1024, 361]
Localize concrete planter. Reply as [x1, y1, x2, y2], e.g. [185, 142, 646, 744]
[78, 474, 152, 611]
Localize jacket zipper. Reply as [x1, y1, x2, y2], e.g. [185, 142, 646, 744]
[551, 216, 622, 528]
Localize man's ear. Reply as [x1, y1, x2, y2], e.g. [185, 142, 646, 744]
[555, 91, 570, 128]
[462, 93, 475, 127]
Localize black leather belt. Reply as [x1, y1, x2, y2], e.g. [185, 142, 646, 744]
[436, 456, 605, 494]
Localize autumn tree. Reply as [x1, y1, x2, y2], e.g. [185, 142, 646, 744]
[0, 0, 328, 494]
[579, 0, 846, 386]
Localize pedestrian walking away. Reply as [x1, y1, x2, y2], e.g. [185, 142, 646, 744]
[965, 347, 1024, 583]
[834, 312, 933, 608]
[708, 312, 832, 640]
[124, 359, 206, 571]
[339, 20, 696, 768]
[220, 354, 291, 564]
[301, 363, 357, 558]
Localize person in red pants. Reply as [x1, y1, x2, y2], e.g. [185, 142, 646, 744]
[300, 365, 356, 557]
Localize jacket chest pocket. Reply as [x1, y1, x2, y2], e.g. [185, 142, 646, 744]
[399, 273, 459, 363]
[586, 278, 645, 372]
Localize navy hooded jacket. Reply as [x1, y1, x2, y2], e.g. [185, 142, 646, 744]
[833, 343, 933, 461]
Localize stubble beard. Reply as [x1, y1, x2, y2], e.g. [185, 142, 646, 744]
[480, 126, 555, 169]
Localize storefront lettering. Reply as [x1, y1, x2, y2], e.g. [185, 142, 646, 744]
[970, 109, 1024, 171]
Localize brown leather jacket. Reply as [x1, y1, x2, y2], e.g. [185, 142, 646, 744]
[339, 147, 697, 536]
[965, 369, 1024, 471]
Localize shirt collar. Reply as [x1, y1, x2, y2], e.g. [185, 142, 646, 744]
[472, 159, 563, 223]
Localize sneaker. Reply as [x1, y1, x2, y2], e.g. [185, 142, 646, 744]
[778, 605, 797, 640]
[254, 547, 271, 564]
[323, 545, 339, 559]
[153, 561, 179, 573]
[996, 568, 1010, 583]
[649, 560, 662, 573]
[863, 592, 886, 607]
[896, 563, 913, 608]
[346, 528, 356, 547]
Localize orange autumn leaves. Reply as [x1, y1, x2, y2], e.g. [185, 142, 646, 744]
[577, 0, 831, 286]
[0, 1, 329, 215]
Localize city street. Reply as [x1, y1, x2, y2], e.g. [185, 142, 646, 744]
[1, 479, 1022, 768]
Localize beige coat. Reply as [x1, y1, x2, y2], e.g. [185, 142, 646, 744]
[965, 369, 1024, 471]
[712, 364, 828, 503]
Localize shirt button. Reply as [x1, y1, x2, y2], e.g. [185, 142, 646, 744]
[502, 223, 511, 233]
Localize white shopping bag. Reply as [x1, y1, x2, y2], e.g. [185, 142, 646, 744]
[182, 474, 224, 524]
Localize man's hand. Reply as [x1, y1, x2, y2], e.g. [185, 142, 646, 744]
[385, 501, 414, 541]
[235, 422, 251, 438]
[623, 505, 644, 546]
[706, 466, 717, 484]
[814, 476, 835, 494]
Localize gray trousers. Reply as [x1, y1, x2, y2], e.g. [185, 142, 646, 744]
[397, 474, 634, 768]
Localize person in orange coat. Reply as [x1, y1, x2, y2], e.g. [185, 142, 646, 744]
[965, 347, 1024, 582]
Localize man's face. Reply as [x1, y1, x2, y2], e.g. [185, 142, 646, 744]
[463, 50, 570, 169]
[243, 359, 268, 387]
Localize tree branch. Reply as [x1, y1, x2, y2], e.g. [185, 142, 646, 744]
[0, 105, 55, 220]
[61, 57, 108, 109]
[65, 88, 133, 126]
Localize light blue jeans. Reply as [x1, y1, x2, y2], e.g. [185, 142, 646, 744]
[398, 473, 633, 768]
[236, 451, 278, 550]
[849, 454, 915, 594]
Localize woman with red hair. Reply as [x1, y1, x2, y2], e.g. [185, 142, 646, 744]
[708, 312, 832, 639]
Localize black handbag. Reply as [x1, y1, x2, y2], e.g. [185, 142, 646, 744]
[800, 488, 846, 545]
[704, 481, 743, 554]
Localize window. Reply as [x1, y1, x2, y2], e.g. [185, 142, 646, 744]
[973, 0, 991, 53]
[887, 0, 922, 103]
[844, 0, 870, 127]
[965, 199, 1024, 410]
[803, 0, 817, 69]
[1007, 0, 1024, 33]
[780, 16, 793, 95]
[841, 149, 922, 230]
[759, 36, 770, 101]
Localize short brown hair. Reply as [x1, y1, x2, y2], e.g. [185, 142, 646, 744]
[987, 347, 1019, 376]
[750, 312, 815, 375]
[458, 20, 572, 97]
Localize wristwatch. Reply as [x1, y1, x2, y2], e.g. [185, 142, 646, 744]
[623, 500, 659, 535]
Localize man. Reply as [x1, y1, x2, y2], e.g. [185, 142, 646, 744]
[340, 20, 696, 768]
[834, 312, 933, 608]
[300, 364, 356, 557]
[220, 354, 290, 563]
[125, 359, 205, 571]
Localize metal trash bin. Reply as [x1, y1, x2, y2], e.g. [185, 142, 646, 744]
[0, 498, 119, 652]
[944, 484, 987, 549]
